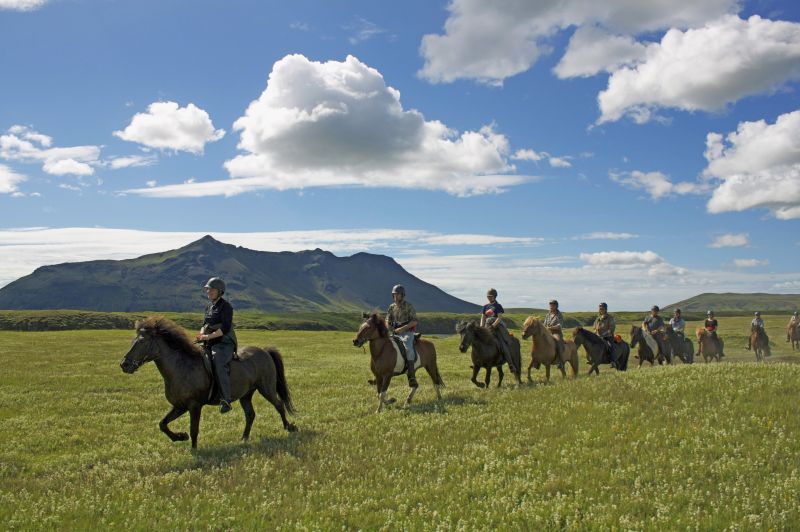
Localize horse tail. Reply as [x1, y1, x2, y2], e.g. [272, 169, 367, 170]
[267, 347, 295, 415]
[433, 365, 446, 388]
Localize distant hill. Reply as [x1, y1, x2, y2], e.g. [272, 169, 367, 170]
[663, 293, 800, 313]
[0, 235, 480, 313]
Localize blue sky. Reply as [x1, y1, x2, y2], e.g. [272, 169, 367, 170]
[1, 0, 799, 309]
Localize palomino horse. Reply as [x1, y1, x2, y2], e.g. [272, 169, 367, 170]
[665, 326, 694, 364]
[456, 320, 522, 388]
[789, 324, 800, 351]
[120, 317, 296, 449]
[629, 325, 658, 367]
[695, 329, 724, 363]
[751, 328, 771, 362]
[352, 313, 444, 412]
[520, 316, 578, 383]
[573, 327, 629, 375]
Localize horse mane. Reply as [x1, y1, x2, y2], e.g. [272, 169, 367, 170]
[367, 312, 388, 338]
[574, 327, 604, 346]
[137, 316, 203, 357]
[456, 319, 495, 343]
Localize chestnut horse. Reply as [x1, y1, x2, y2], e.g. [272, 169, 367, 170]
[120, 317, 296, 449]
[789, 323, 800, 351]
[695, 329, 723, 363]
[352, 313, 444, 412]
[751, 328, 771, 362]
[520, 316, 578, 383]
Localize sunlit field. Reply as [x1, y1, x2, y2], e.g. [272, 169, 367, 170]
[1, 314, 799, 529]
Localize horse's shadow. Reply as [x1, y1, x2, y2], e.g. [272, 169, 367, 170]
[396, 393, 488, 414]
[166, 429, 318, 473]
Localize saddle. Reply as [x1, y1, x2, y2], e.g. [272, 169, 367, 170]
[390, 334, 422, 376]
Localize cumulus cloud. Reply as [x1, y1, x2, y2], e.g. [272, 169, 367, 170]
[418, 0, 737, 84]
[610, 170, 707, 200]
[598, 16, 800, 123]
[734, 259, 769, 268]
[0, 0, 47, 11]
[114, 101, 225, 154]
[512, 148, 571, 168]
[704, 110, 800, 219]
[709, 233, 748, 248]
[579, 250, 686, 277]
[0, 164, 26, 194]
[128, 55, 530, 198]
[0, 125, 100, 176]
[554, 26, 647, 78]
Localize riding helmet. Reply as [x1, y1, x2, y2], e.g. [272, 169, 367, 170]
[204, 277, 226, 294]
[549, 299, 559, 307]
[487, 288, 498, 297]
[651, 305, 659, 311]
[755, 311, 761, 316]
[599, 302, 607, 309]
[707, 310, 713, 316]
[391, 284, 406, 296]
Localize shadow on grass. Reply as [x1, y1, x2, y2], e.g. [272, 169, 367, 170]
[398, 393, 488, 414]
[168, 429, 318, 472]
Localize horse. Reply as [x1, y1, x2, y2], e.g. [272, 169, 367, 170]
[520, 316, 579, 383]
[789, 323, 800, 351]
[695, 329, 723, 363]
[751, 328, 771, 362]
[352, 312, 444, 413]
[665, 326, 694, 364]
[629, 325, 659, 367]
[119, 317, 296, 449]
[455, 320, 522, 388]
[573, 327, 630, 375]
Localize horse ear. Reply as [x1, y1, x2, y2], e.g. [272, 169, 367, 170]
[362, 312, 370, 319]
[134, 319, 142, 330]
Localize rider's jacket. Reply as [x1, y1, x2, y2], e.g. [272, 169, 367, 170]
[704, 318, 718, 332]
[594, 313, 616, 338]
[669, 317, 685, 334]
[644, 315, 664, 333]
[387, 300, 417, 331]
[751, 318, 764, 330]
[203, 297, 234, 346]
[544, 311, 564, 331]
[482, 301, 505, 326]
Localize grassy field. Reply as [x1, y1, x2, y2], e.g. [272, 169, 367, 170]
[1, 314, 799, 529]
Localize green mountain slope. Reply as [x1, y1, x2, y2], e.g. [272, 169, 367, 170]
[663, 292, 800, 313]
[0, 236, 480, 313]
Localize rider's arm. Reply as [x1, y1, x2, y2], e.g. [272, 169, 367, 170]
[396, 320, 418, 334]
[492, 313, 503, 328]
[479, 313, 487, 327]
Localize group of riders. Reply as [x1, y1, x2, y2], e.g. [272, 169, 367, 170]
[195, 276, 799, 409]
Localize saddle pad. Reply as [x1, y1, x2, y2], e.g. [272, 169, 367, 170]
[643, 333, 659, 355]
[390, 336, 421, 374]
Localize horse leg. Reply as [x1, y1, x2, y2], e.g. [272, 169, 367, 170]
[527, 357, 534, 383]
[159, 405, 189, 443]
[403, 385, 418, 408]
[258, 384, 297, 432]
[545, 364, 551, 384]
[496, 365, 504, 388]
[471, 364, 485, 389]
[422, 361, 442, 400]
[558, 360, 567, 378]
[239, 390, 256, 441]
[189, 406, 202, 449]
[485, 366, 492, 388]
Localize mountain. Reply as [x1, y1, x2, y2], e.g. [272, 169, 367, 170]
[663, 293, 800, 313]
[0, 236, 480, 313]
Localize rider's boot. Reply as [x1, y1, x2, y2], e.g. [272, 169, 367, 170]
[406, 359, 419, 388]
[498, 338, 517, 374]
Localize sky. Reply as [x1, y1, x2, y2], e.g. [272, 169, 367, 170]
[1, 0, 799, 310]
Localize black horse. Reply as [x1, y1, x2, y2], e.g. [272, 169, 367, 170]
[665, 326, 694, 364]
[630, 325, 661, 367]
[456, 320, 522, 388]
[573, 327, 629, 375]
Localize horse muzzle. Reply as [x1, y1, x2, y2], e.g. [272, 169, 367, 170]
[120, 359, 140, 374]
[352, 337, 365, 348]
[458, 344, 468, 353]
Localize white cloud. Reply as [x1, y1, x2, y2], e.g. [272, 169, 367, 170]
[610, 170, 707, 200]
[512, 149, 544, 162]
[554, 26, 647, 78]
[145, 180, 157, 187]
[0, 0, 47, 10]
[290, 21, 310, 31]
[709, 233, 748, 248]
[512, 147, 571, 168]
[575, 232, 638, 240]
[704, 110, 800, 219]
[598, 16, 800, 123]
[0, 125, 100, 176]
[734, 259, 769, 268]
[418, 0, 737, 84]
[579, 250, 687, 277]
[114, 101, 225, 154]
[127, 54, 531, 198]
[0, 164, 26, 194]
[547, 156, 571, 168]
[346, 17, 385, 44]
[108, 154, 158, 169]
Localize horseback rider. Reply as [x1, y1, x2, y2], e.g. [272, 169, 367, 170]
[195, 277, 237, 414]
[669, 308, 686, 338]
[544, 299, 566, 370]
[386, 284, 419, 388]
[593, 302, 618, 368]
[480, 288, 518, 373]
[704, 310, 725, 357]
[747, 311, 767, 350]
[787, 311, 799, 342]
[642, 305, 668, 358]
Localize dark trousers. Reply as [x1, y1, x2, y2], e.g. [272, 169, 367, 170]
[494, 324, 516, 372]
[210, 339, 234, 403]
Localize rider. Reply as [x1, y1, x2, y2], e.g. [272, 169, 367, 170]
[747, 311, 766, 350]
[386, 284, 419, 388]
[704, 310, 725, 357]
[480, 288, 518, 373]
[787, 311, 799, 342]
[669, 308, 686, 338]
[196, 277, 237, 414]
[642, 305, 667, 357]
[544, 299, 565, 370]
[593, 302, 618, 367]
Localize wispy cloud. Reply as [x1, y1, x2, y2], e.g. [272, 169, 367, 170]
[709, 233, 748, 248]
[574, 232, 638, 240]
[733, 258, 769, 268]
[346, 17, 385, 44]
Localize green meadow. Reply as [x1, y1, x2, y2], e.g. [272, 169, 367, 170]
[1, 314, 799, 529]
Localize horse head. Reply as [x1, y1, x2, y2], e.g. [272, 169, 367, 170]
[353, 312, 385, 347]
[120, 320, 162, 373]
[572, 326, 584, 345]
[521, 316, 540, 340]
[455, 320, 475, 353]
[629, 325, 640, 347]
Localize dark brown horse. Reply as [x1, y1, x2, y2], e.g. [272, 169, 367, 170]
[353, 313, 444, 413]
[751, 328, 771, 362]
[573, 327, 629, 375]
[665, 326, 694, 364]
[456, 320, 522, 388]
[629, 325, 659, 367]
[120, 317, 296, 449]
[695, 328, 723, 363]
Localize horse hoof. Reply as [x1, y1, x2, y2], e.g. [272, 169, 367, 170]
[386, 397, 397, 405]
[368, 379, 376, 385]
[474, 382, 485, 389]
[175, 432, 189, 441]
[286, 424, 298, 433]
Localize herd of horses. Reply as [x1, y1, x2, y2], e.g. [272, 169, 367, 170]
[119, 313, 782, 448]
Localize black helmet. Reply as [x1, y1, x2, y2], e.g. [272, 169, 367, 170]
[204, 277, 226, 294]
[549, 299, 559, 307]
[707, 310, 714, 316]
[755, 311, 761, 316]
[674, 308, 681, 314]
[599, 302, 607, 309]
[651, 305, 660, 312]
[487, 288, 498, 297]
[391, 284, 405, 296]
